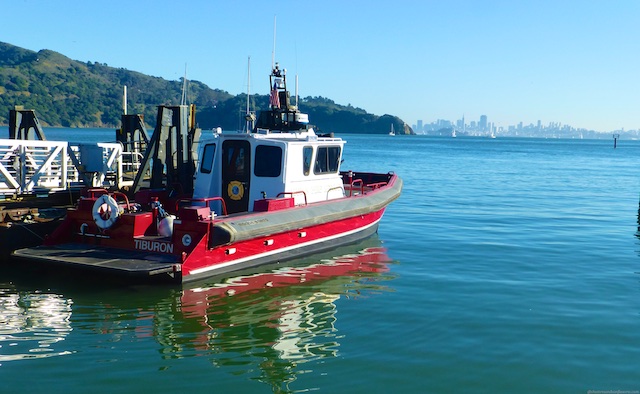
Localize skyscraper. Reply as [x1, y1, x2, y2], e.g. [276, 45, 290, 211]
[480, 115, 488, 131]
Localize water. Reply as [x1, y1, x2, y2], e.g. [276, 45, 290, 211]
[2, 131, 640, 393]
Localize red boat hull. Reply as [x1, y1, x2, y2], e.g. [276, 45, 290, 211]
[182, 208, 385, 281]
[12, 173, 401, 284]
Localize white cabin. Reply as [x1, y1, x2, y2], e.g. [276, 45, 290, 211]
[192, 128, 346, 214]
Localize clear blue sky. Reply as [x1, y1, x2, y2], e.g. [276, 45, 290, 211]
[3, 0, 639, 132]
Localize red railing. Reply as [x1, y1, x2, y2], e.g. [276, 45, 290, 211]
[175, 197, 228, 216]
[85, 188, 109, 198]
[347, 179, 363, 197]
[344, 179, 388, 197]
[277, 191, 308, 206]
[84, 188, 131, 212]
[111, 191, 131, 211]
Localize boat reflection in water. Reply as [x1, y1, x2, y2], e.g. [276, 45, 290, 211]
[156, 237, 396, 389]
[0, 289, 74, 363]
[181, 237, 392, 348]
[1, 237, 396, 390]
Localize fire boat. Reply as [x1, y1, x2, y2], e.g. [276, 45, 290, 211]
[12, 63, 402, 283]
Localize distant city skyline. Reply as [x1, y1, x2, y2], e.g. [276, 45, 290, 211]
[411, 115, 640, 134]
[413, 115, 637, 139]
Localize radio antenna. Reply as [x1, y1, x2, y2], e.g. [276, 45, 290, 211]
[180, 63, 188, 105]
[271, 15, 277, 69]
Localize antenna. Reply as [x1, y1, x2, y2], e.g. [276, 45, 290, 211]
[246, 56, 251, 115]
[123, 85, 127, 115]
[271, 15, 277, 69]
[181, 63, 188, 105]
[245, 56, 256, 133]
[295, 41, 298, 107]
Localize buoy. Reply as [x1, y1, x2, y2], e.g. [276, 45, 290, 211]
[157, 215, 176, 237]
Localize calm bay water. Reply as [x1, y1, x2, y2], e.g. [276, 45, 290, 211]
[2, 130, 640, 393]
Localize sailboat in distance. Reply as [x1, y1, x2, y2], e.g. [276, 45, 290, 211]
[389, 124, 395, 136]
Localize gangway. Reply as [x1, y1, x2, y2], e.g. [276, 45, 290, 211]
[0, 139, 126, 197]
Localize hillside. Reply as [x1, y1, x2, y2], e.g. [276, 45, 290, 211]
[0, 42, 413, 135]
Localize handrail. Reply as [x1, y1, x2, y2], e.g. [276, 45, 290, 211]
[111, 191, 131, 212]
[277, 191, 307, 206]
[176, 196, 228, 216]
[366, 181, 388, 190]
[347, 179, 364, 197]
[85, 189, 131, 212]
[326, 186, 344, 200]
[344, 179, 387, 197]
[85, 188, 109, 198]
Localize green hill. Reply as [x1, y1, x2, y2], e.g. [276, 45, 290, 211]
[0, 42, 413, 135]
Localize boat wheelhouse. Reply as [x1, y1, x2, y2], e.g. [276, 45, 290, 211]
[193, 128, 346, 215]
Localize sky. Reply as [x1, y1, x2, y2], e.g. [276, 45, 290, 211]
[2, 0, 639, 132]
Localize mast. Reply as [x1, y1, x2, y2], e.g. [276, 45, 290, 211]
[180, 63, 188, 106]
[271, 15, 277, 70]
[123, 85, 127, 115]
[245, 56, 255, 132]
[256, 16, 311, 133]
[246, 57, 251, 115]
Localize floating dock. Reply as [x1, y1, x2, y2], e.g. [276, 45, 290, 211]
[1, 107, 149, 258]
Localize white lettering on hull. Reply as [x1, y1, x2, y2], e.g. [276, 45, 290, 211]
[134, 239, 174, 254]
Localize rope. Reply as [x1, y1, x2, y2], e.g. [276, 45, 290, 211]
[16, 222, 45, 240]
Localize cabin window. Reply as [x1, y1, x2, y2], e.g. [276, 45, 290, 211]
[200, 143, 216, 174]
[254, 145, 282, 177]
[303, 146, 313, 176]
[314, 146, 341, 174]
[223, 143, 249, 178]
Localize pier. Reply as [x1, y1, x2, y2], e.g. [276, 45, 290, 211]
[1, 108, 147, 200]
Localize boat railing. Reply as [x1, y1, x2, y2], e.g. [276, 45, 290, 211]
[365, 181, 388, 190]
[345, 179, 364, 196]
[86, 189, 132, 212]
[85, 188, 110, 198]
[176, 197, 228, 216]
[344, 179, 389, 197]
[111, 191, 132, 211]
[326, 186, 345, 200]
[277, 191, 307, 206]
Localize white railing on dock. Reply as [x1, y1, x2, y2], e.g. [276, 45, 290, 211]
[0, 139, 130, 196]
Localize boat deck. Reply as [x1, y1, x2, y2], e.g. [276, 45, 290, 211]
[12, 243, 179, 280]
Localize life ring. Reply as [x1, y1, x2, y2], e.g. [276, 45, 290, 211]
[227, 181, 244, 201]
[92, 194, 121, 229]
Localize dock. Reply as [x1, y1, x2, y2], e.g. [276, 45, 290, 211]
[0, 107, 149, 258]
